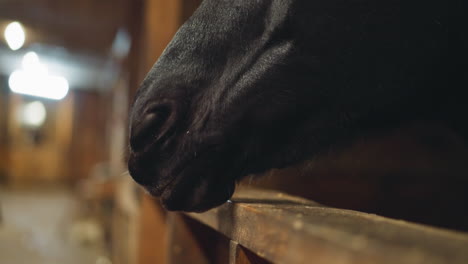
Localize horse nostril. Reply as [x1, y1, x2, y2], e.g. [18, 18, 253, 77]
[130, 103, 174, 152]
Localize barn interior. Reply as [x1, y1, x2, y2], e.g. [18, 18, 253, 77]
[0, 1, 467, 264]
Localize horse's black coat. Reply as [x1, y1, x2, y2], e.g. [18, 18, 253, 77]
[128, 0, 466, 212]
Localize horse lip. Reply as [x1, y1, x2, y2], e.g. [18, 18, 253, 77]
[144, 177, 175, 196]
[143, 149, 218, 199]
[160, 174, 237, 212]
[143, 160, 188, 197]
[135, 134, 226, 203]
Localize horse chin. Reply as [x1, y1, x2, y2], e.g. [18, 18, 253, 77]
[159, 173, 236, 212]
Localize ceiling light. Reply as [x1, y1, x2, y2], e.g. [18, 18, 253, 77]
[4, 21, 25, 51]
[19, 101, 47, 128]
[9, 52, 69, 100]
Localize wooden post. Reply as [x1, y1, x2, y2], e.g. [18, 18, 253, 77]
[137, 195, 168, 264]
[128, 1, 202, 263]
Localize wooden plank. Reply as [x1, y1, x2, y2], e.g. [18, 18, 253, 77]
[186, 188, 468, 264]
[166, 213, 209, 264]
[137, 195, 168, 264]
[140, 0, 183, 74]
[229, 241, 272, 264]
[112, 176, 140, 264]
[127, 1, 201, 264]
[69, 91, 108, 182]
[166, 213, 232, 264]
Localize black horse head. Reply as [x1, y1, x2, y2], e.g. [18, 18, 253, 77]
[128, 0, 459, 212]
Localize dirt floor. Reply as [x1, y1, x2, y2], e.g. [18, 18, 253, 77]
[0, 186, 111, 264]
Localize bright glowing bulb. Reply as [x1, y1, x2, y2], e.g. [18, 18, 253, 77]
[4, 22, 25, 51]
[22, 52, 48, 76]
[23, 52, 39, 65]
[48, 76, 69, 99]
[20, 101, 47, 127]
[8, 52, 69, 100]
[22, 52, 46, 73]
[9, 70, 69, 100]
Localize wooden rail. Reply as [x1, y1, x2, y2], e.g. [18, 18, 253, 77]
[163, 188, 468, 264]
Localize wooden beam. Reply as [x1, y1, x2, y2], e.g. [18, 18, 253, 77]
[229, 241, 272, 264]
[186, 188, 468, 264]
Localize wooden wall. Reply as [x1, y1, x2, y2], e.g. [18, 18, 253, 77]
[129, 0, 203, 98]
[0, 88, 111, 186]
[3, 92, 74, 185]
[0, 0, 137, 186]
[69, 91, 109, 182]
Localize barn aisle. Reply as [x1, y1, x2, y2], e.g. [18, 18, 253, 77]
[0, 186, 110, 264]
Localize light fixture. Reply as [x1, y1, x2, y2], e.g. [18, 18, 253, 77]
[22, 52, 44, 73]
[19, 101, 47, 128]
[9, 52, 69, 100]
[4, 21, 25, 51]
[111, 29, 131, 59]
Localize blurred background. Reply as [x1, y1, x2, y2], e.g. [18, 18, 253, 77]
[1, 1, 467, 264]
[0, 0, 202, 263]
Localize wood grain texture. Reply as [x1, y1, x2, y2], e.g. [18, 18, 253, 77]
[186, 188, 468, 264]
[137, 195, 168, 264]
[229, 241, 272, 264]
